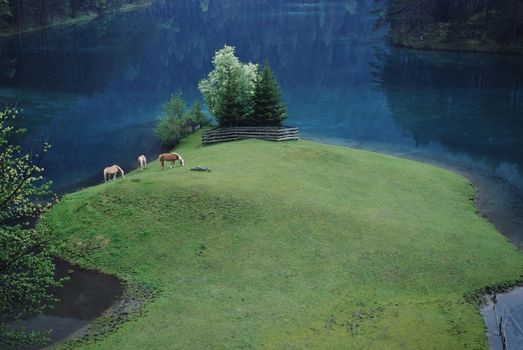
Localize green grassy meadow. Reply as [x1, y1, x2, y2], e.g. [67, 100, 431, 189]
[41, 130, 523, 349]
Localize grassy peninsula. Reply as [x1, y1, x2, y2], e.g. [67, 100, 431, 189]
[41, 131, 523, 349]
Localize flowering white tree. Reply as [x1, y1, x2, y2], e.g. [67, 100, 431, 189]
[0, 107, 61, 348]
[198, 45, 258, 126]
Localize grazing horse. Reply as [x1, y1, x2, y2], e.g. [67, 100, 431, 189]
[159, 153, 184, 169]
[138, 155, 147, 171]
[103, 165, 125, 182]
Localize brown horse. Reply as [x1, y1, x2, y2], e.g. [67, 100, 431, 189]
[159, 153, 184, 169]
[103, 165, 125, 182]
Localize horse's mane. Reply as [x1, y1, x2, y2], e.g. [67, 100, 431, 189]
[176, 154, 184, 166]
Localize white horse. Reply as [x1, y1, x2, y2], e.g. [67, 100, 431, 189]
[103, 165, 125, 182]
[138, 155, 147, 171]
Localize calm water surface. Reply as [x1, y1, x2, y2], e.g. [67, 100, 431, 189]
[11, 260, 123, 349]
[1, 0, 522, 347]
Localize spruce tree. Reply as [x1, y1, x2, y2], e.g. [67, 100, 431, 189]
[252, 61, 287, 127]
[216, 66, 243, 127]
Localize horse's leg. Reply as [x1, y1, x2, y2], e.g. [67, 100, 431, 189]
[171, 161, 174, 168]
[161, 159, 164, 169]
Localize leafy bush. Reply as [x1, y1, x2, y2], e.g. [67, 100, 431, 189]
[155, 92, 210, 149]
[188, 101, 211, 127]
[0, 107, 62, 349]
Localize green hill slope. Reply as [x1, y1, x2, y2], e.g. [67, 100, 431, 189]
[42, 131, 523, 349]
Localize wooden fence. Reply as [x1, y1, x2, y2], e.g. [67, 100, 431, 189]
[202, 126, 299, 145]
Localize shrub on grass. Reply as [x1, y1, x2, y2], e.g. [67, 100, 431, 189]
[155, 92, 210, 149]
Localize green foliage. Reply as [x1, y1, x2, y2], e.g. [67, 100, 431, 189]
[188, 101, 210, 127]
[214, 65, 247, 126]
[162, 90, 185, 120]
[155, 91, 209, 149]
[252, 61, 287, 126]
[199, 45, 289, 127]
[0, 322, 50, 348]
[41, 131, 523, 349]
[0, 107, 61, 349]
[198, 45, 258, 127]
[154, 114, 186, 150]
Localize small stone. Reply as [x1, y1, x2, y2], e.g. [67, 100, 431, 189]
[190, 166, 211, 172]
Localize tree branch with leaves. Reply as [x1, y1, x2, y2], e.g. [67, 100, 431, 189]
[0, 107, 62, 349]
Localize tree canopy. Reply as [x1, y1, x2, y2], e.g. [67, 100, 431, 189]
[198, 45, 258, 127]
[252, 61, 287, 127]
[155, 91, 210, 149]
[0, 107, 61, 348]
[199, 45, 287, 127]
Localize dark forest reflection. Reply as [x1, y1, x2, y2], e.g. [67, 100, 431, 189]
[381, 50, 523, 154]
[0, 0, 522, 193]
[374, 48, 523, 183]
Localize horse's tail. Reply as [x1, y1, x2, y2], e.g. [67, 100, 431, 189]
[103, 168, 107, 182]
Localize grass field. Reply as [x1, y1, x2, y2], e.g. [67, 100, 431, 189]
[41, 130, 523, 349]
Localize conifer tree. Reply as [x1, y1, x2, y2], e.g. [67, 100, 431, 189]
[252, 61, 287, 127]
[215, 66, 244, 127]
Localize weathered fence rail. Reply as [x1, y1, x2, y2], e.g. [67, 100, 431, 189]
[202, 126, 299, 145]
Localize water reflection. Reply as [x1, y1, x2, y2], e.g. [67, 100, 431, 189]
[11, 259, 123, 349]
[0, 0, 520, 232]
[482, 287, 523, 350]
[375, 48, 523, 175]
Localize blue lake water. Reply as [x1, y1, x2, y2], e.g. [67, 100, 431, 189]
[1, 1, 522, 346]
[4, 0, 522, 246]
[2, 2, 522, 236]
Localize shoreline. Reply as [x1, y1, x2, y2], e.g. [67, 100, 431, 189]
[306, 134, 523, 251]
[307, 135, 523, 350]
[388, 40, 523, 56]
[0, 1, 151, 39]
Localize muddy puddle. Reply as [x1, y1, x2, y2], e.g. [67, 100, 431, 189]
[11, 259, 123, 349]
